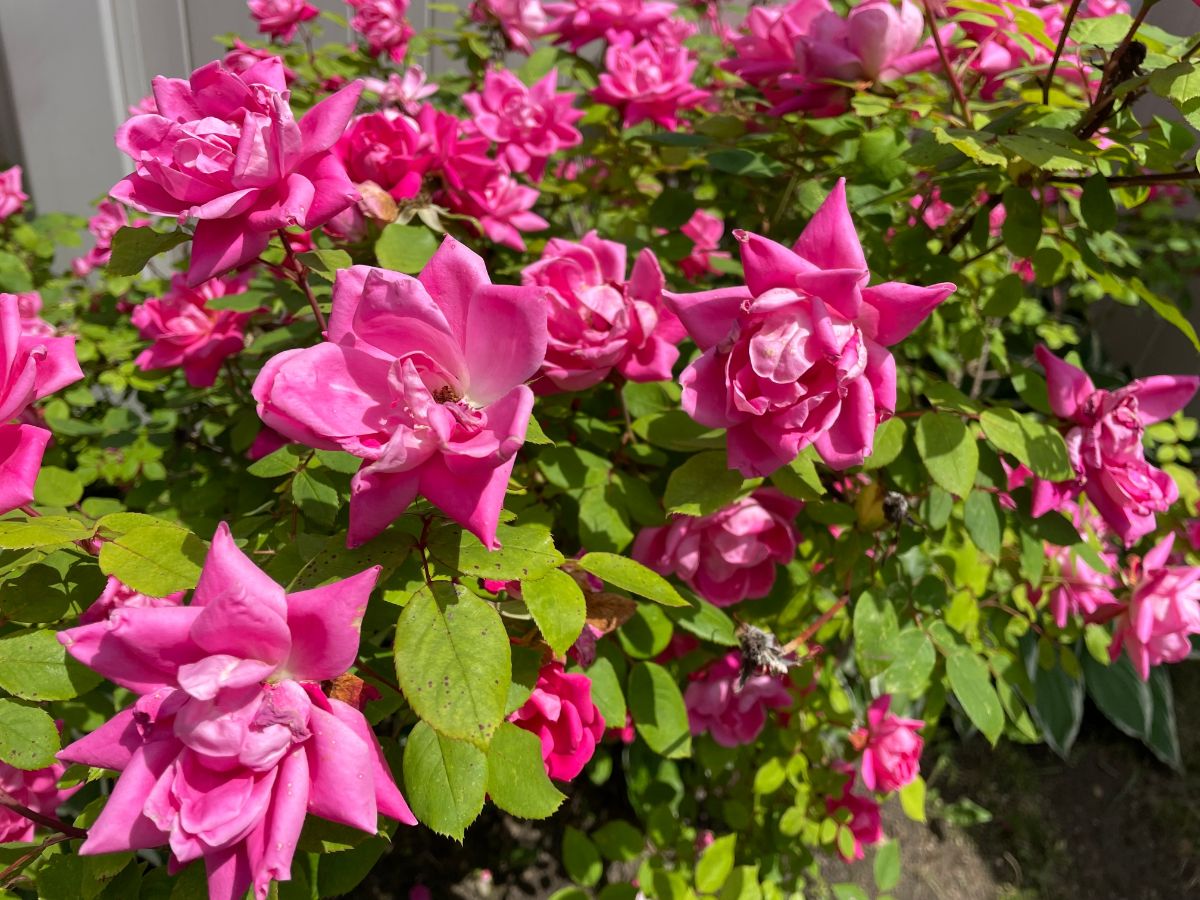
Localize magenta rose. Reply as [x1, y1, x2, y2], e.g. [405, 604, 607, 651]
[1035, 346, 1199, 545]
[825, 764, 883, 861]
[1043, 545, 1121, 629]
[633, 489, 802, 607]
[132, 275, 255, 388]
[853, 695, 923, 793]
[3, 291, 53, 338]
[463, 68, 583, 181]
[509, 661, 605, 781]
[1110, 533, 1200, 680]
[664, 179, 955, 477]
[80, 575, 187, 625]
[684, 651, 791, 747]
[592, 31, 711, 130]
[0, 746, 79, 843]
[0, 165, 27, 220]
[110, 58, 362, 285]
[348, 0, 414, 61]
[447, 163, 549, 252]
[544, 0, 677, 49]
[0, 294, 84, 515]
[252, 237, 548, 549]
[57, 524, 415, 900]
[522, 231, 683, 392]
[678, 210, 730, 279]
[247, 0, 319, 41]
[471, 0, 548, 53]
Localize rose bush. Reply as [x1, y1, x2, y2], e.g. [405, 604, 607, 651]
[0, 0, 1198, 896]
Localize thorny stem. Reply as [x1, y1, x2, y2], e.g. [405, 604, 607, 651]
[1048, 168, 1200, 186]
[1074, 0, 1154, 140]
[18, 505, 40, 518]
[0, 834, 77, 888]
[356, 660, 403, 695]
[783, 595, 849, 653]
[969, 321, 996, 399]
[925, 5, 971, 124]
[1043, 0, 1085, 104]
[276, 229, 327, 334]
[0, 789, 87, 839]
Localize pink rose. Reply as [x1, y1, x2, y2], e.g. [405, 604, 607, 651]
[471, 0, 548, 53]
[223, 40, 298, 82]
[111, 58, 362, 285]
[509, 661, 605, 780]
[463, 68, 583, 181]
[252, 238, 549, 549]
[0, 294, 83, 515]
[544, 0, 677, 49]
[1035, 346, 1199, 546]
[247, 425, 290, 461]
[853, 695, 923, 793]
[348, 0, 414, 61]
[592, 31, 711, 130]
[684, 651, 791, 746]
[664, 179, 955, 477]
[1110, 533, 1200, 680]
[57, 524, 415, 900]
[724, 0, 829, 106]
[678, 210, 730, 279]
[132, 275, 256, 388]
[247, 0, 319, 41]
[1043, 545, 1121, 628]
[522, 231, 683, 392]
[0, 739, 79, 843]
[446, 164, 549, 252]
[81, 575, 186, 625]
[72, 200, 150, 278]
[825, 764, 883, 861]
[633, 489, 801, 607]
[0, 165, 27, 220]
[364, 67, 438, 114]
[334, 111, 434, 202]
[3, 291, 54, 338]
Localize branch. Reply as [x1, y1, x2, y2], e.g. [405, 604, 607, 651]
[1047, 168, 1200, 186]
[1074, 1, 1154, 140]
[276, 229, 327, 334]
[1043, 0, 1085, 104]
[0, 788, 88, 839]
[925, 6, 971, 124]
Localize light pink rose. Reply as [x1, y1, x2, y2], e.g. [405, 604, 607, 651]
[471, 0, 548, 53]
[684, 651, 791, 746]
[592, 31, 711, 130]
[1110, 533, 1200, 680]
[509, 661, 605, 780]
[0, 738, 79, 843]
[348, 0, 414, 61]
[223, 40, 298, 83]
[447, 164, 549, 252]
[1042, 545, 1121, 629]
[678, 209, 730, 279]
[664, 179, 955, 477]
[247, 0, 319, 41]
[544, 0, 677, 49]
[1035, 346, 1199, 546]
[56, 523, 415, 900]
[853, 695, 923, 793]
[132, 275, 255, 389]
[521, 231, 683, 392]
[364, 67, 438, 114]
[825, 764, 883, 861]
[72, 199, 151, 278]
[463, 68, 583, 181]
[0, 294, 83, 515]
[0, 165, 27, 220]
[253, 238, 549, 549]
[633, 489, 801, 607]
[110, 58, 362, 285]
[81, 576, 186, 626]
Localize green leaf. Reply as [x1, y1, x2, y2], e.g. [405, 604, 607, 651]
[1080, 173, 1117, 232]
[914, 413, 977, 498]
[1128, 276, 1200, 352]
[526, 414, 554, 445]
[706, 149, 783, 178]
[874, 841, 900, 892]
[0, 516, 95, 550]
[485, 722, 566, 819]
[0, 629, 103, 700]
[981, 273, 1025, 318]
[696, 833, 736, 893]
[576, 552, 689, 607]
[521, 569, 586, 657]
[1022, 638, 1083, 758]
[628, 662, 691, 758]
[586, 655, 626, 725]
[107, 226, 190, 276]
[401, 721, 486, 841]
[853, 591, 899, 679]
[297, 248, 352, 279]
[0, 250, 32, 292]
[1001, 187, 1041, 258]
[592, 820, 645, 862]
[864, 417, 908, 471]
[946, 650, 1004, 744]
[98, 525, 207, 596]
[563, 827, 603, 887]
[394, 582, 511, 748]
[669, 598, 738, 647]
[1082, 652, 1151, 740]
[33, 467, 84, 507]
[0, 698, 59, 769]
[650, 188, 697, 230]
[963, 490, 1002, 558]
[998, 134, 1091, 172]
[617, 603, 674, 659]
[291, 468, 341, 527]
[719, 866, 763, 900]
[899, 775, 927, 823]
[506, 643, 544, 716]
[428, 522, 564, 582]
[1145, 667, 1183, 772]
[663, 451, 744, 516]
[979, 407, 1074, 481]
[880, 628, 936, 698]
[376, 224, 439, 273]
